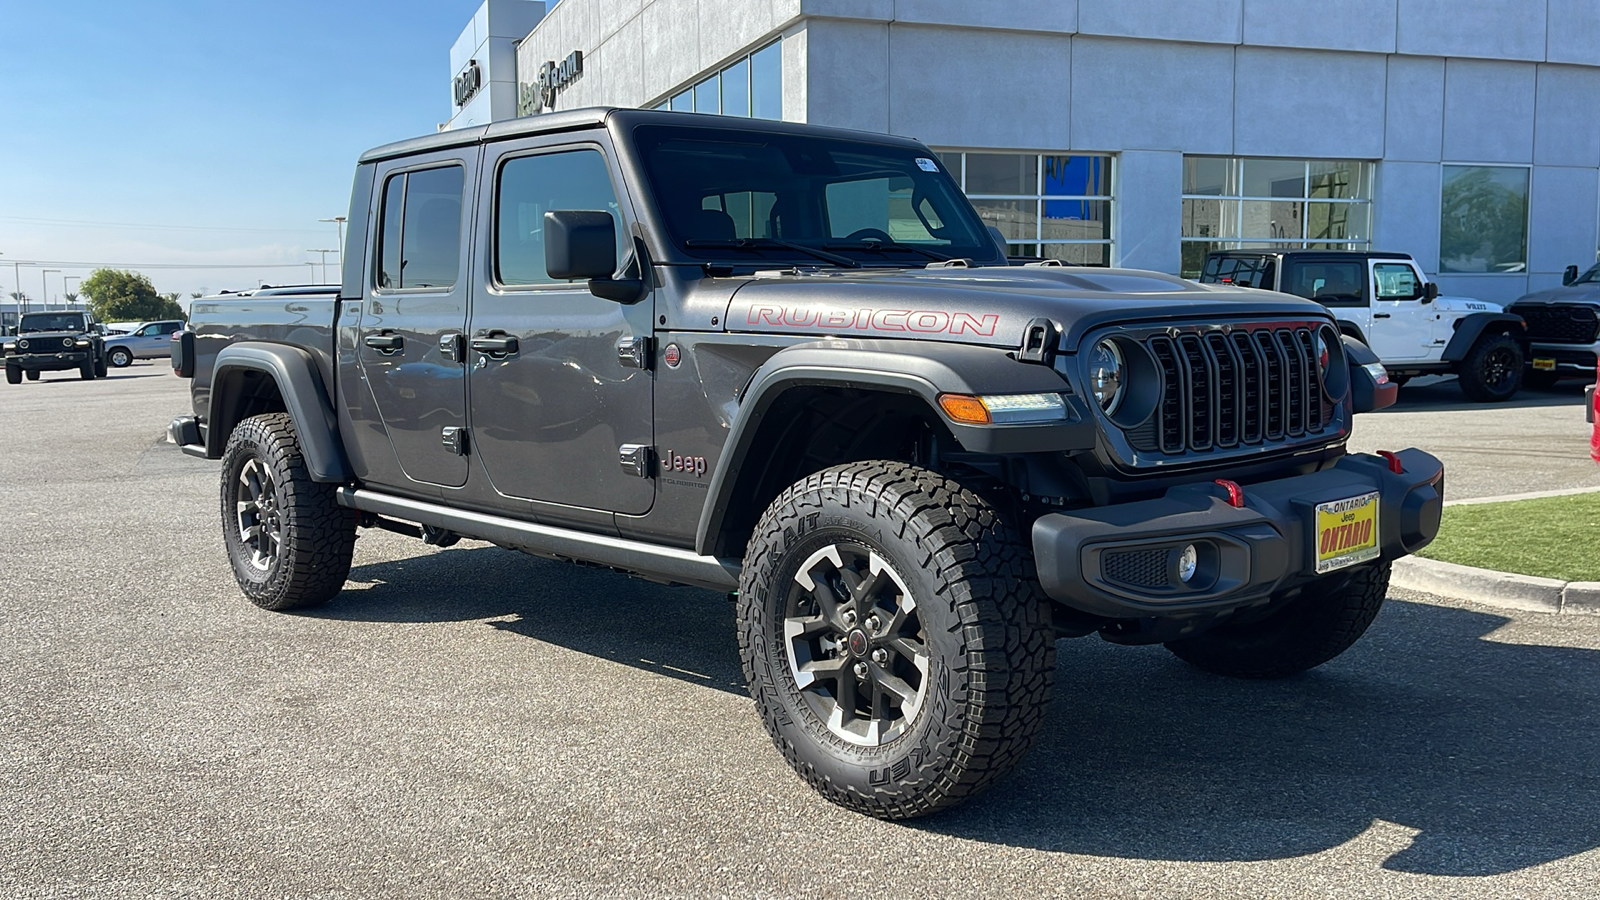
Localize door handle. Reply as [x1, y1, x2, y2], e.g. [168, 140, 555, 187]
[1373, 313, 1391, 319]
[364, 332, 404, 352]
[470, 334, 519, 356]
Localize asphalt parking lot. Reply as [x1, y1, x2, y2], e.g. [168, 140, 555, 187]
[4, 364, 1599, 899]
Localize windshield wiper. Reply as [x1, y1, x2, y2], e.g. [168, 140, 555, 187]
[824, 240, 952, 262]
[684, 238, 861, 268]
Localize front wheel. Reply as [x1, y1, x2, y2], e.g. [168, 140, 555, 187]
[94, 355, 108, 377]
[5, 365, 19, 385]
[1165, 561, 1390, 678]
[108, 347, 133, 368]
[219, 413, 356, 611]
[1457, 332, 1523, 402]
[25, 369, 40, 381]
[79, 361, 95, 380]
[738, 461, 1056, 819]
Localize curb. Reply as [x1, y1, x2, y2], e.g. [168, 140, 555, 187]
[1392, 556, 1600, 616]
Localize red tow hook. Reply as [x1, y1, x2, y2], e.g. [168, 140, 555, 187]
[1377, 450, 1404, 474]
[1214, 479, 1245, 508]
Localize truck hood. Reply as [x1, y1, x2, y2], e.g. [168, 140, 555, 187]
[723, 266, 1331, 351]
[1509, 283, 1600, 307]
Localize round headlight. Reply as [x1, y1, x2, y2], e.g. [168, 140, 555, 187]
[17, 339, 29, 350]
[1314, 324, 1347, 399]
[64, 337, 76, 348]
[1087, 339, 1125, 413]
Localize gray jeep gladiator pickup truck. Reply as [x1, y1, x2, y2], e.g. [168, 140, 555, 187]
[170, 108, 1444, 820]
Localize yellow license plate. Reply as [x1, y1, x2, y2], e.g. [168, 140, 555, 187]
[1315, 492, 1380, 574]
[1533, 357, 1557, 371]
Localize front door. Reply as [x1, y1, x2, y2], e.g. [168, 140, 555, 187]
[356, 152, 475, 488]
[467, 139, 654, 515]
[1367, 260, 1435, 361]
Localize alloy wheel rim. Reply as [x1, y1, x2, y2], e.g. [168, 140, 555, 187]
[235, 458, 283, 572]
[1484, 348, 1516, 391]
[783, 543, 929, 746]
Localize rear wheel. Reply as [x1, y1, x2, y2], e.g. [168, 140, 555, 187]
[94, 354, 108, 377]
[108, 347, 133, 368]
[5, 365, 19, 385]
[1165, 561, 1390, 678]
[219, 413, 356, 611]
[738, 461, 1055, 819]
[1456, 332, 1523, 402]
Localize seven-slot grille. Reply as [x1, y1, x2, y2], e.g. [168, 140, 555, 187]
[1518, 305, 1599, 344]
[1129, 325, 1333, 456]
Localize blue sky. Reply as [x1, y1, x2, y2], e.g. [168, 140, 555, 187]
[0, 0, 485, 300]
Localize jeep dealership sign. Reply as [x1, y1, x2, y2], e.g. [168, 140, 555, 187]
[453, 60, 482, 108]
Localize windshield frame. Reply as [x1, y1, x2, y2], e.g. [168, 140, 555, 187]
[18, 313, 89, 333]
[623, 121, 1004, 269]
[1576, 263, 1600, 285]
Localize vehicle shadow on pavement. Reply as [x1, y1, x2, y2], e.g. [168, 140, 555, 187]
[329, 544, 748, 695]
[323, 547, 1599, 877]
[1377, 378, 1586, 413]
[927, 598, 1600, 877]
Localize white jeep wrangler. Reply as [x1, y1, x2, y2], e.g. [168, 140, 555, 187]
[1200, 249, 1527, 402]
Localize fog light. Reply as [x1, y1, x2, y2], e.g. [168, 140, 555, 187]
[1177, 544, 1198, 583]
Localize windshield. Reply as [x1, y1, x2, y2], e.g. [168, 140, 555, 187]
[634, 124, 998, 265]
[1576, 263, 1600, 285]
[19, 313, 87, 333]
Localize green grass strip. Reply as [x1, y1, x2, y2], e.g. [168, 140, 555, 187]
[1417, 491, 1600, 582]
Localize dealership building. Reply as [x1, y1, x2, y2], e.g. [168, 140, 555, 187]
[446, 0, 1600, 301]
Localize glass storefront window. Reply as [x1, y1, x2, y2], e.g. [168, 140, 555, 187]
[721, 58, 749, 118]
[1439, 165, 1529, 274]
[651, 40, 782, 121]
[1181, 156, 1375, 277]
[751, 41, 782, 120]
[939, 150, 1115, 264]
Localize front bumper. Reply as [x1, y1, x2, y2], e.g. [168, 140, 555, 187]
[1032, 449, 1443, 618]
[5, 351, 92, 371]
[1526, 342, 1598, 374]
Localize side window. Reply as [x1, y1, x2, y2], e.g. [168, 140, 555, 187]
[1285, 262, 1364, 306]
[1373, 262, 1421, 300]
[496, 148, 623, 286]
[137, 324, 159, 336]
[375, 164, 465, 290]
[161, 322, 182, 335]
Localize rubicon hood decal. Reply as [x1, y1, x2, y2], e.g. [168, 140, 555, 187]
[723, 267, 1334, 348]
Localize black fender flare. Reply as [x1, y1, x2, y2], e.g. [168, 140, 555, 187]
[1340, 334, 1397, 413]
[693, 338, 1093, 556]
[207, 342, 352, 483]
[1441, 312, 1526, 362]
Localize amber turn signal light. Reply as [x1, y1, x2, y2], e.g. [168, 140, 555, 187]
[938, 394, 992, 425]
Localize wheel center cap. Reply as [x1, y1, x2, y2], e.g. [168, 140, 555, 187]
[847, 630, 868, 657]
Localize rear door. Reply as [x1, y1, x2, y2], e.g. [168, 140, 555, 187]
[355, 150, 476, 488]
[466, 135, 654, 515]
[1367, 259, 1434, 361]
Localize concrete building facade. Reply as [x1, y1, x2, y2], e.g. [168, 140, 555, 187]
[458, 0, 1600, 301]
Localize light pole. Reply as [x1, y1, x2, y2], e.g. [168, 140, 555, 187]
[305, 262, 317, 284]
[41, 269, 59, 310]
[319, 217, 347, 269]
[307, 249, 338, 283]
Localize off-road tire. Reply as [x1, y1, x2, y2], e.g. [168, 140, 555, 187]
[4, 365, 19, 385]
[25, 369, 40, 381]
[94, 355, 108, 377]
[1165, 560, 1390, 679]
[219, 413, 356, 611]
[108, 347, 133, 368]
[1456, 332, 1523, 402]
[738, 460, 1056, 820]
[79, 361, 95, 380]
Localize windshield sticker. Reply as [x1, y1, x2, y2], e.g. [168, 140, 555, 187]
[915, 158, 938, 173]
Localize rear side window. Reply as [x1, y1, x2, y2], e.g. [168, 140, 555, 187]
[496, 148, 624, 286]
[1284, 261, 1365, 306]
[376, 165, 465, 290]
[1200, 256, 1275, 289]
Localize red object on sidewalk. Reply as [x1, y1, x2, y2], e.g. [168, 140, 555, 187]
[1591, 360, 1600, 463]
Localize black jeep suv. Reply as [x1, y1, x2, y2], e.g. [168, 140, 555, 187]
[4, 311, 108, 383]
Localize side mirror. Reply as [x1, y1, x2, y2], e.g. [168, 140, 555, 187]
[1422, 282, 1438, 303]
[544, 210, 645, 303]
[1564, 264, 1580, 286]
